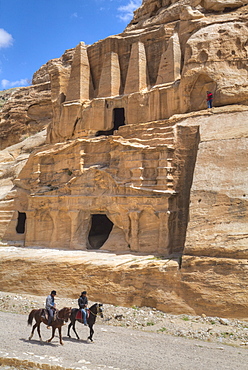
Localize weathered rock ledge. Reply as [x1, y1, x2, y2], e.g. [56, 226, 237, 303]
[0, 245, 247, 318]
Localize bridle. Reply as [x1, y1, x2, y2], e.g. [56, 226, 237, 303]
[88, 309, 97, 317]
[88, 304, 103, 317]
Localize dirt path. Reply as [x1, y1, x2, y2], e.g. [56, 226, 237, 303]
[1, 291, 248, 347]
[0, 310, 248, 370]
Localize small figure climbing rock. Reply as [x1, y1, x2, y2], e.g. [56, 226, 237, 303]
[206, 91, 213, 108]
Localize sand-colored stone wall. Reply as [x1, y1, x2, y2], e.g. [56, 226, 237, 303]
[183, 108, 248, 258]
[0, 246, 247, 318]
[0, 0, 248, 317]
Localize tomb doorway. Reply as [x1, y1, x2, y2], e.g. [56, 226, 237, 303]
[113, 107, 125, 131]
[88, 214, 114, 249]
[96, 107, 125, 136]
[16, 212, 26, 234]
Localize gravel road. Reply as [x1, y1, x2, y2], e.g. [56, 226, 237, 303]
[0, 292, 248, 370]
[0, 311, 248, 370]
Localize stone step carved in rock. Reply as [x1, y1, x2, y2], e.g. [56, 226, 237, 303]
[119, 128, 173, 139]
[117, 120, 175, 136]
[126, 137, 174, 146]
[0, 210, 15, 220]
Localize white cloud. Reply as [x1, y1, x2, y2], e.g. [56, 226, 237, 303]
[117, 0, 142, 22]
[1, 78, 29, 89]
[0, 29, 14, 49]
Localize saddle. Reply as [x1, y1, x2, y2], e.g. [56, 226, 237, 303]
[75, 309, 90, 320]
[76, 310, 82, 320]
[41, 308, 58, 321]
[41, 309, 49, 320]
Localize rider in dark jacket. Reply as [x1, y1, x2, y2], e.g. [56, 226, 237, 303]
[78, 291, 88, 325]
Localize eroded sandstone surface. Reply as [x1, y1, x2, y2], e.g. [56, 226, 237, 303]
[0, 0, 247, 317]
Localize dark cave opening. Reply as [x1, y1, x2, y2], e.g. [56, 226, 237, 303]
[95, 108, 125, 136]
[16, 212, 26, 234]
[88, 214, 114, 249]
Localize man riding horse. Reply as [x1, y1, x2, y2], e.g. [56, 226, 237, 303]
[78, 291, 88, 325]
[46, 290, 57, 328]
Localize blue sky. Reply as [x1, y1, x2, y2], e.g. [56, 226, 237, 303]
[0, 0, 142, 90]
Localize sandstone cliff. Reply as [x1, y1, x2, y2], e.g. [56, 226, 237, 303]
[0, 0, 247, 317]
[0, 48, 74, 150]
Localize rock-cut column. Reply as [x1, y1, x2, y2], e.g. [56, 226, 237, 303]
[66, 42, 90, 101]
[129, 211, 140, 251]
[98, 52, 121, 98]
[158, 211, 170, 255]
[124, 42, 148, 94]
[156, 33, 181, 85]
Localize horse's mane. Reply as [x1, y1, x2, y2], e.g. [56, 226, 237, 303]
[89, 303, 98, 309]
[58, 306, 71, 311]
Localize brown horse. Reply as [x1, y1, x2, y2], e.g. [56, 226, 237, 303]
[28, 307, 71, 345]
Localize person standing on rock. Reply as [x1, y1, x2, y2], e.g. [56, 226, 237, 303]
[78, 291, 88, 325]
[45, 290, 56, 328]
[206, 91, 213, 108]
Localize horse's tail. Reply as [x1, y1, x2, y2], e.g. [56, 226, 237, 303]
[27, 309, 36, 326]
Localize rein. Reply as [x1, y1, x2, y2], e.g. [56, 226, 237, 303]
[88, 308, 99, 317]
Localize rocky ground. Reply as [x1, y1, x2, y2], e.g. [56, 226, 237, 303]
[0, 291, 247, 348]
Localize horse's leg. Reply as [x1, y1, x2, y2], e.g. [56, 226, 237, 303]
[67, 322, 72, 338]
[68, 318, 80, 340]
[37, 323, 43, 342]
[58, 326, 63, 345]
[47, 327, 55, 343]
[29, 322, 38, 340]
[88, 325, 94, 342]
[72, 321, 80, 340]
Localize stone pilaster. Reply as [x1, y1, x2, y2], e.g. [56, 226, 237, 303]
[156, 33, 181, 85]
[124, 42, 148, 94]
[157, 211, 170, 255]
[156, 149, 168, 190]
[49, 210, 59, 248]
[127, 151, 144, 187]
[24, 210, 36, 246]
[129, 211, 140, 251]
[66, 42, 90, 102]
[69, 211, 87, 250]
[98, 52, 121, 98]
